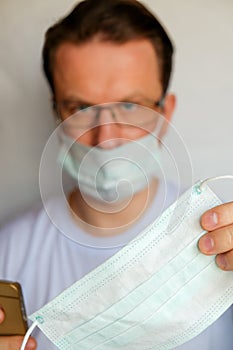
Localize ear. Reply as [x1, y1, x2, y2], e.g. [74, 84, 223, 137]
[163, 93, 176, 122]
[159, 93, 176, 141]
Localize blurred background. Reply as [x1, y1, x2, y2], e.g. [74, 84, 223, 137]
[0, 0, 233, 226]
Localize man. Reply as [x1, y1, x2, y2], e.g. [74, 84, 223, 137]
[0, 1, 232, 349]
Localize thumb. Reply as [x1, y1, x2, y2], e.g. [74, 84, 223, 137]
[0, 306, 5, 323]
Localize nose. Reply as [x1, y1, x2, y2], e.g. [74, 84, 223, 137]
[94, 108, 122, 149]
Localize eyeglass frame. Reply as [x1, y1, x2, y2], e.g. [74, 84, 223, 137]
[53, 95, 165, 120]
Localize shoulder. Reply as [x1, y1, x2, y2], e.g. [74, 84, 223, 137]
[0, 196, 69, 237]
[0, 197, 68, 276]
[0, 201, 49, 241]
[0, 198, 68, 258]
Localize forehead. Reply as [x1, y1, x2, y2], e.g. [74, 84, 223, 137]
[53, 39, 162, 103]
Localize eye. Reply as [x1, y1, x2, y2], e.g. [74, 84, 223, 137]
[64, 102, 91, 115]
[78, 104, 91, 112]
[120, 102, 138, 112]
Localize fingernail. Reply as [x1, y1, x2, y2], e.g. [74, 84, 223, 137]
[216, 255, 228, 270]
[203, 212, 218, 229]
[202, 236, 214, 252]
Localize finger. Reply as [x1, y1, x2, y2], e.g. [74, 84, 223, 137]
[0, 306, 5, 323]
[216, 250, 233, 271]
[0, 336, 36, 350]
[25, 337, 37, 350]
[198, 224, 233, 255]
[201, 202, 233, 231]
[0, 336, 23, 350]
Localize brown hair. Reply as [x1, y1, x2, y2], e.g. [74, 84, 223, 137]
[43, 0, 174, 95]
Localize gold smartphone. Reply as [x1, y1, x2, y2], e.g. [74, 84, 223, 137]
[0, 280, 28, 335]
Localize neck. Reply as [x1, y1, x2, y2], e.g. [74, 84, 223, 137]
[68, 178, 159, 237]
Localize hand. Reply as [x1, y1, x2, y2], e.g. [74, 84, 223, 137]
[199, 202, 233, 270]
[0, 307, 37, 350]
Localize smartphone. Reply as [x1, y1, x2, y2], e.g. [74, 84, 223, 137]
[0, 280, 28, 336]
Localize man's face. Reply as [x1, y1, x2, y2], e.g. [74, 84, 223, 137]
[53, 39, 174, 147]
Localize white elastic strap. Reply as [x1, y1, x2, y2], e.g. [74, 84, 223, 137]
[20, 320, 39, 350]
[199, 175, 233, 192]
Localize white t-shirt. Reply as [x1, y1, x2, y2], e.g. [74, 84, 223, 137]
[0, 182, 232, 350]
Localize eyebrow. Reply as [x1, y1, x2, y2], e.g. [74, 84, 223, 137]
[62, 96, 92, 105]
[62, 91, 154, 105]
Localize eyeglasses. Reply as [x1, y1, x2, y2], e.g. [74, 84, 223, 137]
[55, 99, 164, 133]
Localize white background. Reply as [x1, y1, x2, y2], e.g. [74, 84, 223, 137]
[0, 0, 233, 225]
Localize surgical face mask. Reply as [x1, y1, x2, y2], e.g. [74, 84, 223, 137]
[22, 176, 233, 350]
[57, 129, 161, 203]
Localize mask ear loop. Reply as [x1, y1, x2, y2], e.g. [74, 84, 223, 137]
[20, 319, 40, 350]
[197, 175, 233, 193]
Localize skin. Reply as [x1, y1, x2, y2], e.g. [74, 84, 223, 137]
[53, 39, 176, 233]
[53, 39, 174, 145]
[199, 204, 233, 270]
[1, 37, 233, 350]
